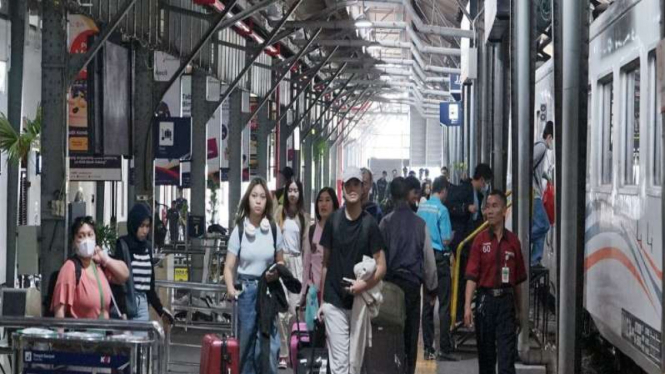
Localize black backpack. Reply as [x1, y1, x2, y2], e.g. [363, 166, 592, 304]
[43, 256, 84, 317]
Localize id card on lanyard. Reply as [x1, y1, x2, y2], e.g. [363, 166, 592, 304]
[502, 253, 510, 284]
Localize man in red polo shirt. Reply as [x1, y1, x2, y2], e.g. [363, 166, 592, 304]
[464, 189, 526, 374]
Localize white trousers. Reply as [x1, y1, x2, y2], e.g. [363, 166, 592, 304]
[323, 302, 358, 374]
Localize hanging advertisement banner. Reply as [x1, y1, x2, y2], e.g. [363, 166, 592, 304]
[207, 107, 221, 183]
[180, 159, 191, 188]
[70, 156, 122, 181]
[220, 99, 230, 181]
[181, 75, 192, 117]
[67, 14, 98, 155]
[155, 159, 180, 186]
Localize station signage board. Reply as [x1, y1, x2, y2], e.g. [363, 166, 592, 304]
[440, 101, 464, 127]
[70, 156, 122, 181]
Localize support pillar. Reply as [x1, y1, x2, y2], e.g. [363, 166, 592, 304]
[190, 70, 208, 283]
[516, 0, 534, 359]
[40, 0, 68, 294]
[279, 113, 288, 175]
[227, 90, 244, 230]
[7, 0, 28, 286]
[302, 122, 313, 214]
[191, 70, 208, 222]
[323, 143, 331, 188]
[492, 43, 506, 191]
[256, 103, 271, 179]
[558, 0, 589, 372]
[131, 44, 155, 209]
[95, 183, 105, 224]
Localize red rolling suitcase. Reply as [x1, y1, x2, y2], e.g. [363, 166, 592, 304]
[200, 300, 240, 374]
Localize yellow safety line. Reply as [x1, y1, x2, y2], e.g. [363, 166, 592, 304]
[450, 191, 512, 329]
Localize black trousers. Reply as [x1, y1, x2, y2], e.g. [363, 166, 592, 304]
[391, 277, 421, 374]
[475, 291, 517, 374]
[422, 251, 453, 353]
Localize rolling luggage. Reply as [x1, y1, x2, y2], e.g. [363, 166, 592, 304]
[363, 323, 405, 374]
[199, 334, 240, 374]
[291, 307, 329, 374]
[200, 300, 240, 374]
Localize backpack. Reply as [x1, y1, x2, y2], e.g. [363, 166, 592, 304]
[43, 256, 84, 317]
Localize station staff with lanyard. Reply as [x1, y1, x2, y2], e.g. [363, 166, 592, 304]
[463, 189, 526, 374]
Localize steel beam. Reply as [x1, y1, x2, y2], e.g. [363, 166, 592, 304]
[6, 0, 28, 287]
[302, 75, 358, 139]
[132, 44, 156, 207]
[319, 88, 369, 140]
[204, 0, 304, 121]
[40, 0, 69, 302]
[242, 29, 322, 130]
[67, 0, 136, 85]
[294, 66, 351, 137]
[335, 100, 373, 145]
[322, 87, 373, 142]
[155, 0, 239, 106]
[276, 46, 340, 125]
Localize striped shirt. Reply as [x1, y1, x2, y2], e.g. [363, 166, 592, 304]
[130, 251, 153, 292]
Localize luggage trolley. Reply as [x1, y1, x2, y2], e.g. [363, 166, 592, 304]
[155, 281, 236, 373]
[0, 317, 166, 374]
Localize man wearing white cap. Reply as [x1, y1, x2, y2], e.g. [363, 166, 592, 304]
[317, 166, 387, 374]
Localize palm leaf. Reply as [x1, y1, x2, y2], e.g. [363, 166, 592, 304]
[0, 112, 22, 164]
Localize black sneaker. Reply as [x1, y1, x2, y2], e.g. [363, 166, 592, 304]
[424, 349, 436, 361]
[437, 352, 461, 362]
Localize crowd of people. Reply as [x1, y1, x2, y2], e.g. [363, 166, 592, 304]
[47, 123, 554, 374]
[223, 158, 542, 374]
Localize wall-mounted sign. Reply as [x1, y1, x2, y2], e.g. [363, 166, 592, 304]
[153, 117, 192, 159]
[70, 156, 122, 181]
[440, 101, 464, 127]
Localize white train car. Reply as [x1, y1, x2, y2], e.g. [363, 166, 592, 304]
[544, 0, 664, 372]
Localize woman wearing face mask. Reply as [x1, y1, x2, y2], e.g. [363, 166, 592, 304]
[112, 204, 174, 326]
[225, 177, 285, 374]
[51, 216, 129, 319]
[300, 187, 339, 306]
[273, 179, 310, 368]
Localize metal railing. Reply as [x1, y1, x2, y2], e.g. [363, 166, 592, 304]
[0, 317, 166, 373]
[155, 280, 236, 373]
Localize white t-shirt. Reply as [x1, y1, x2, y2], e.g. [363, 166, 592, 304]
[228, 218, 284, 277]
[281, 217, 301, 255]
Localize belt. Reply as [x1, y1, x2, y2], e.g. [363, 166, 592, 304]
[479, 287, 514, 298]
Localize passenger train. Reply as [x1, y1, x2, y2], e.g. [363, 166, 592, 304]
[536, 0, 663, 372]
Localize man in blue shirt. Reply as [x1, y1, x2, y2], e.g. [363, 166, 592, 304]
[418, 176, 457, 361]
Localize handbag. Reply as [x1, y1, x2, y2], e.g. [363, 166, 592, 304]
[372, 281, 405, 329]
[305, 285, 319, 331]
[542, 181, 555, 224]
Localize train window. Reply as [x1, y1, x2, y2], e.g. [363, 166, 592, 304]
[623, 66, 640, 185]
[601, 79, 614, 185]
[650, 54, 663, 186]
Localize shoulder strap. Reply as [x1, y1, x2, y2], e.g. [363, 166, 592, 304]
[270, 220, 278, 263]
[70, 256, 83, 286]
[309, 225, 316, 247]
[533, 141, 547, 171]
[237, 223, 244, 260]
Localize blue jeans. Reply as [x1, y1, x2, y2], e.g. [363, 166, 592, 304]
[531, 198, 550, 266]
[238, 276, 280, 374]
[134, 293, 150, 321]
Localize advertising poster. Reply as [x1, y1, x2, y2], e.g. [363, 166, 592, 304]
[67, 14, 98, 155]
[242, 125, 250, 182]
[154, 51, 181, 117]
[153, 117, 192, 160]
[70, 156, 122, 181]
[155, 159, 180, 186]
[207, 107, 221, 183]
[220, 99, 230, 181]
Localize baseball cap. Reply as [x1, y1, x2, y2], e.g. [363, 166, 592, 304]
[342, 166, 363, 184]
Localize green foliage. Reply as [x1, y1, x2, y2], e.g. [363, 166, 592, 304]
[96, 223, 118, 252]
[207, 178, 220, 224]
[0, 107, 42, 165]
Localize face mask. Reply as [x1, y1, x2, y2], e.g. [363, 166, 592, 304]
[77, 238, 96, 258]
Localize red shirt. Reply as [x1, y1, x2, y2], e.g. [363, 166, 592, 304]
[465, 228, 527, 288]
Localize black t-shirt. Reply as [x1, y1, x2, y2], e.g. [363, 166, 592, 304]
[320, 209, 385, 310]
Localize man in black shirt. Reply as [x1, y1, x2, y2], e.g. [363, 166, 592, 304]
[376, 171, 388, 203]
[318, 166, 387, 374]
[166, 201, 180, 243]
